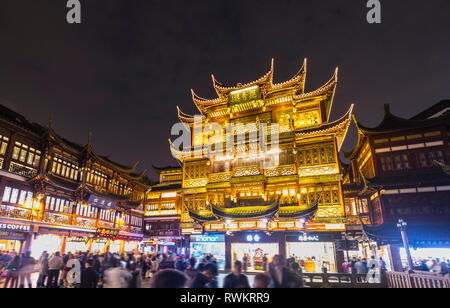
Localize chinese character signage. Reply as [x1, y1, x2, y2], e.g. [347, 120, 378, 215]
[94, 228, 120, 239]
[87, 195, 116, 210]
[228, 86, 261, 107]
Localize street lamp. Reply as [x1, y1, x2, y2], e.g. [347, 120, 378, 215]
[396, 219, 413, 272]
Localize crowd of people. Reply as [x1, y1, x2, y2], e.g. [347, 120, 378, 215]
[411, 258, 450, 274]
[0, 249, 304, 288]
[2, 249, 448, 288]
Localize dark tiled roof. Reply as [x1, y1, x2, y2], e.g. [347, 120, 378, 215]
[356, 104, 450, 135]
[410, 100, 450, 120]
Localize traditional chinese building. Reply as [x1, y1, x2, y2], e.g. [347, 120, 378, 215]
[143, 166, 184, 254]
[0, 104, 148, 257]
[344, 100, 450, 271]
[169, 59, 355, 271]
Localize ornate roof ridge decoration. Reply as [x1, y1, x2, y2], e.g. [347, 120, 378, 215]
[295, 104, 354, 151]
[169, 139, 204, 161]
[278, 199, 319, 219]
[271, 58, 307, 92]
[210, 197, 280, 220]
[295, 67, 338, 122]
[212, 58, 274, 98]
[190, 58, 311, 114]
[83, 183, 132, 202]
[353, 104, 450, 136]
[186, 205, 218, 223]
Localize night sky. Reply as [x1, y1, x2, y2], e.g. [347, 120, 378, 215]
[1, 0, 449, 180]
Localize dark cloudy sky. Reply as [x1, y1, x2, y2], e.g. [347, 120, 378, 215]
[0, 0, 449, 179]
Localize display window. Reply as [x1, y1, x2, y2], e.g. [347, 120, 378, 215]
[65, 238, 90, 253]
[231, 243, 278, 272]
[31, 234, 62, 258]
[124, 241, 137, 253]
[0, 239, 21, 252]
[286, 242, 336, 273]
[91, 240, 107, 253]
[190, 234, 226, 270]
[109, 240, 122, 253]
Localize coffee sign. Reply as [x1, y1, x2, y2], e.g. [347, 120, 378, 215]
[0, 223, 31, 232]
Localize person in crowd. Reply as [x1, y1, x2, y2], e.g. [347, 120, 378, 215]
[150, 269, 188, 288]
[438, 259, 449, 275]
[290, 262, 304, 288]
[80, 259, 99, 288]
[150, 255, 160, 277]
[367, 256, 381, 283]
[159, 254, 176, 270]
[37, 251, 49, 288]
[18, 251, 36, 288]
[223, 261, 250, 288]
[47, 252, 64, 288]
[242, 254, 248, 272]
[268, 255, 302, 288]
[140, 254, 149, 280]
[354, 258, 367, 282]
[262, 254, 268, 272]
[176, 255, 186, 271]
[190, 263, 218, 288]
[253, 273, 271, 288]
[3, 256, 19, 288]
[430, 259, 441, 273]
[184, 257, 199, 281]
[103, 258, 132, 288]
[378, 257, 387, 271]
[342, 260, 352, 273]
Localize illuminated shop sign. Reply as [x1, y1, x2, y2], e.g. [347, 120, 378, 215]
[246, 234, 261, 242]
[286, 233, 333, 242]
[0, 223, 31, 232]
[87, 195, 116, 210]
[191, 234, 225, 243]
[94, 228, 120, 239]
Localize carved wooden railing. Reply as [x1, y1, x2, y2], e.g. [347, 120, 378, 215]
[8, 162, 38, 178]
[0, 206, 33, 220]
[209, 172, 231, 183]
[302, 272, 385, 288]
[386, 271, 450, 288]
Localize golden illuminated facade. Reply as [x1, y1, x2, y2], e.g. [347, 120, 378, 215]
[170, 59, 354, 234]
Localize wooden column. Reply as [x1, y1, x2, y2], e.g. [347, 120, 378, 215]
[225, 234, 232, 271]
[335, 249, 345, 273]
[60, 236, 67, 255]
[388, 244, 403, 272]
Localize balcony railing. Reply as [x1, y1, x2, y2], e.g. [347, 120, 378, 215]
[233, 165, 261, 177]
[209, 172, 231, 183]
[42, 212, 71, 225]
[265, 164, 296, 177]
[8, 162, 38, 178]
[74, 217, 97, 229]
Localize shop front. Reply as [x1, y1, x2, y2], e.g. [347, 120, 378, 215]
[286, 233, 339, 273]
[0, 222, 33, 254]
[225, 232, 285, 272]
[91, 239, 108, 253]
[189, 233, 226, 270]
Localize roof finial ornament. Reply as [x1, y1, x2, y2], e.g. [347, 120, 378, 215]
[88, 131, 92, 147]
[48, 113, 53, 130]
